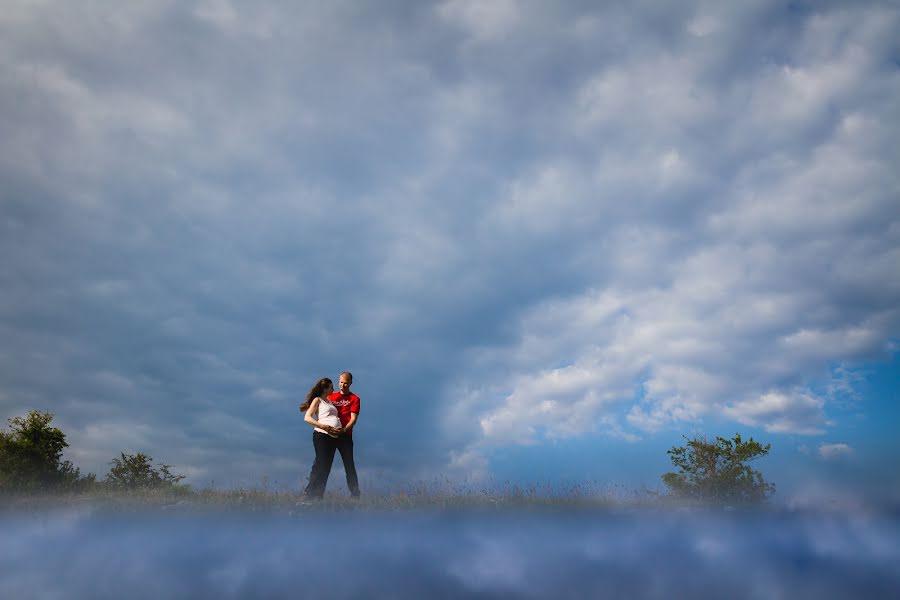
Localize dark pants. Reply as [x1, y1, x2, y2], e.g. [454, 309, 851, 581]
[304, 431, 360, 498]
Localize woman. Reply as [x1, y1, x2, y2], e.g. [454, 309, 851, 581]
[300, 377, 343, 499]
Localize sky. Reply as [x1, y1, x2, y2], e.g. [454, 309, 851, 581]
[1, 0, 898, 501]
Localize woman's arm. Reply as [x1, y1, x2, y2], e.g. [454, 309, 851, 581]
[304, 398, 324, 428]
[304, 398, 339, 435]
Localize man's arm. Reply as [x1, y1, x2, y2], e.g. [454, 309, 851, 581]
[344, 412, 358, 434]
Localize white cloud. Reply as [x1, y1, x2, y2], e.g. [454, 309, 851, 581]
[438, 0, 522, 42]
[442, 2, 899, 467]
[687, 14, 721, 37]
[724, 392, 827, 435]
[446, 448, 489, 482]
[818, 443, 854, 459]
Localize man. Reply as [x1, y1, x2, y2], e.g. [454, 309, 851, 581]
[326, 371, 361, 497]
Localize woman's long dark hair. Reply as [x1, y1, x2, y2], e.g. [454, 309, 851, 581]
[300, 377, 333, 412]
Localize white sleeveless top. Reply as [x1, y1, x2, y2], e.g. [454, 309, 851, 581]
[313, 397, 342, 437]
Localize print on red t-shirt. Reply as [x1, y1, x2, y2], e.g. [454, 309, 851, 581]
[327, 391, 360, 432]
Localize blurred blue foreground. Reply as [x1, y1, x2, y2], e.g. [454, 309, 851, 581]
[2, 506, 899, 599]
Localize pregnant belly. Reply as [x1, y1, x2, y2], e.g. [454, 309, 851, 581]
[319, 415, 342, 429]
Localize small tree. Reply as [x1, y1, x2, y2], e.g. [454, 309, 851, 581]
[105, 452, 186, 491]
[662, 433, 775, 504]
[0, 410, 94, 493]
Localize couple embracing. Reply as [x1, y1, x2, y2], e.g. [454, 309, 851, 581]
[299, 371, 360, 499]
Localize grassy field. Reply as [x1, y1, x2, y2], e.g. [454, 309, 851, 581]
[0, 479, 692, 513]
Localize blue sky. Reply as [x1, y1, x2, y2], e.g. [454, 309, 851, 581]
[1, 0, 898, 502]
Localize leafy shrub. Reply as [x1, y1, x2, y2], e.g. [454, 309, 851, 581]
[105, 452, 187, 491]
[0, 410, 95, 493]
[662, 433, 775, 504]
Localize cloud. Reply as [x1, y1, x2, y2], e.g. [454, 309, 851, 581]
[445, 0, 900, 464]
[438, 0, 522, 42]
[724, 392, 827, 435]
[1, 0, 898, 487]
[818, 443, 854, 460]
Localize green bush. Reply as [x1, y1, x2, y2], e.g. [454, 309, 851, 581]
[662, 433, 775, 504]
[105, 452, 187, 491]
[0, 410, 95, 493]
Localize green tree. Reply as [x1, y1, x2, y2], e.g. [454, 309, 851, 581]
[0, 410, 94, 493]
[662, 433, 776, 504]
[105, 452, 186, 491]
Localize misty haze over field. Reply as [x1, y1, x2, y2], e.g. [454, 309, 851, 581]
[2, 506, 899, 599]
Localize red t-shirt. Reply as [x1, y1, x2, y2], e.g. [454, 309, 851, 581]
[327, 391, 360, 432]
